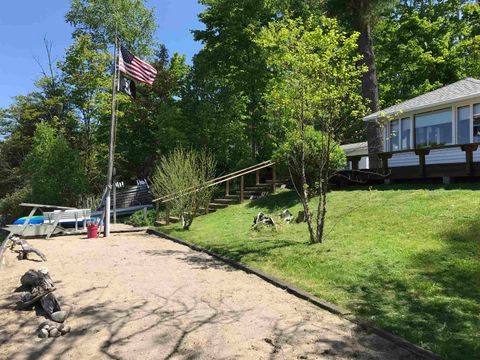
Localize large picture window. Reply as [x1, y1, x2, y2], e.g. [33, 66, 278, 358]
[474, 104, 480, 143]
[457, 106, 470, 144]
[389, 119, 400, 151]
[415, 108, 452, 148]
[401, 118, 411, 149]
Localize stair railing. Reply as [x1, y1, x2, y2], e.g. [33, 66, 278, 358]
[153, 160, 277, 225]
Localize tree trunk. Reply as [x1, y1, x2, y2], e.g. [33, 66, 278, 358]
[357, 20, 383, 170]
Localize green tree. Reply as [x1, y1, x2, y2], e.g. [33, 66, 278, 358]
[273, 126, 347, 191]
[65, 0, 157, 56]
[59, 34, 112, 187]
[151, 148, 216, 230]
[115, 46, 190, 180]
[187, 0, 327, 168]
[375, 0, 480, 107]
[325, 0, 398, 163]
[23, 123, 88, 206]
[257, 16, 366, 243]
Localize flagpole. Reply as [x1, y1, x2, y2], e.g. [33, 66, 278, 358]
[105, 30, 119, 237]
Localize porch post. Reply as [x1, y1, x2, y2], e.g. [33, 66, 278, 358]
[272, 164, 277, 193]
[461, 144, 478, 176]
[165, 203, 170, 226]
[414, 149, 430, 178]
[155, 201, 160, 222]
[240, 176, 244, 203]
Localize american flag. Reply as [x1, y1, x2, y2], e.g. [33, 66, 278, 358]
[119, 45, 157, 85]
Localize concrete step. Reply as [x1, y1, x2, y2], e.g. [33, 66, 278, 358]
[155, 216, 181, 226]
[208, 202, 229, 209]
[245, 184, 271, 191]
[197, 207, 217, 214]
[223, 195, 240, 200]
[213, 198, 239, 205]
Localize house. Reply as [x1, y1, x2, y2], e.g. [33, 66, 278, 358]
[362, 77, 480, 183]
[341, 142, 369, 170]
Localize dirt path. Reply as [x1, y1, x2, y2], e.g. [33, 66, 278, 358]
[0, 232, 419, 360]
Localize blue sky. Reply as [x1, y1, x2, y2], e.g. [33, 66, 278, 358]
[0, 0, 205, 109]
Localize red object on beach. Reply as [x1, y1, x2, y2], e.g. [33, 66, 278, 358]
[87, 225, 99, 239]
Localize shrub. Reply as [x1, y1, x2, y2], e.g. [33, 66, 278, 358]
[151, 148, 216, 230]
[22, 123, 88, 206]
[127, 209, 156, 227]
[273, 126, 346, 192]
[0, 186, 31, 225]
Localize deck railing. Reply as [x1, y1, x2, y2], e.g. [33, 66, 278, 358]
[153, 160, 277, 224]
[373, 142, 480, 177]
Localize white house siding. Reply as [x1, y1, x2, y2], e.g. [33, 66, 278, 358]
[389, 152, 419, 167]
[388, 147, 480, 167]
[425, 147, 465, 165]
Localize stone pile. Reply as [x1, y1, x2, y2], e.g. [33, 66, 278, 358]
[17, 269, 72, 339]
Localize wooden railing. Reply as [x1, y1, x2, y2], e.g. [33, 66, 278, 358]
[153, 160, 277, 224]
[375, 142, 480, 177]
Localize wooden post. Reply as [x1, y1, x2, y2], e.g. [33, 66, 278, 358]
[378, 153, 392, 175]
[225, 180, 230, 196]
[256, 169, 260, 185]
[461, 144, 478, 176]
[272, 164, 277, 193]
[165, 204, 170, 226]
[143, 206, 148, 221]
[240, 176, 244, 203]
[349, 156, 361, 171]
[414, 149, 430, 177]
[155, 201, 160, 222]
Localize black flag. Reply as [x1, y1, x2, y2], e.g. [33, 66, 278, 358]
[119, 74, 136, 99]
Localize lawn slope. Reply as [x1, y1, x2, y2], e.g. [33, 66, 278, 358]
[163, 183, 480, 359]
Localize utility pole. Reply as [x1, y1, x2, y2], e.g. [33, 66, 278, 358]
[105, 31, 119, 237]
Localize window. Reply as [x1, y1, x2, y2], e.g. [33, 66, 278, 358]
[415, 108, 452, 148]
[474, 104, 480, 143]
[389, 119, 400, 151]
[401, 118, 411, 149]
[457, 106, 470, 144]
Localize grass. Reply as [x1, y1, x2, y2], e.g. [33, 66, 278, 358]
[162, 183, 480, 359]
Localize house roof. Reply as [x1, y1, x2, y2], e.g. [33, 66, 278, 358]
[363, 78, 480, 121]
[340, 142, 368, 157]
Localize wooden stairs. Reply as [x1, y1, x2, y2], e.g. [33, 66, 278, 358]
[154, 161, 283, 226]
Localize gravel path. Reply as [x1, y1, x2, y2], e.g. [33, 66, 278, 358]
[0, 232, 419, 360]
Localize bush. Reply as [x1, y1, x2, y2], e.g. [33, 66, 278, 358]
[127, 209, 157, 227]
[151, 148, 216, 230]
[273, 126, 346, 191]
[0, 186, 31, 225]
[22, 123, 88, 206]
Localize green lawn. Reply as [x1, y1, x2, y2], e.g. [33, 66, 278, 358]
[162, 183, 480, 359]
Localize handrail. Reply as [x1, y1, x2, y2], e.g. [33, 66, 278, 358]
[153, 160, 275, 204]
[377, 142, 480, 156]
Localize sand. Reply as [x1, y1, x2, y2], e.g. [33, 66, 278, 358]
[0, 231, 419, 360]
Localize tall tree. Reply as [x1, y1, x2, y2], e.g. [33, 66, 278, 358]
[65, 0, 157, 56]
[325, 0, 397, 166]
[59, 34, 111, 187]
[187, 0, 321, 170]
[375, 0, 480, 107]
[257, 16, 366, 243]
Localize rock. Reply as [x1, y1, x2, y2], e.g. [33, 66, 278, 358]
[279, 209, 293, 223]
[38, 328, 49, 338]
[49, 328, 60, 338]
[60, 325, 71, 335]
[20, 292, 33, 303]
[295, 211, 307, 223]
[41, 293, 61, 316]
[51, 310, 69, 323]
